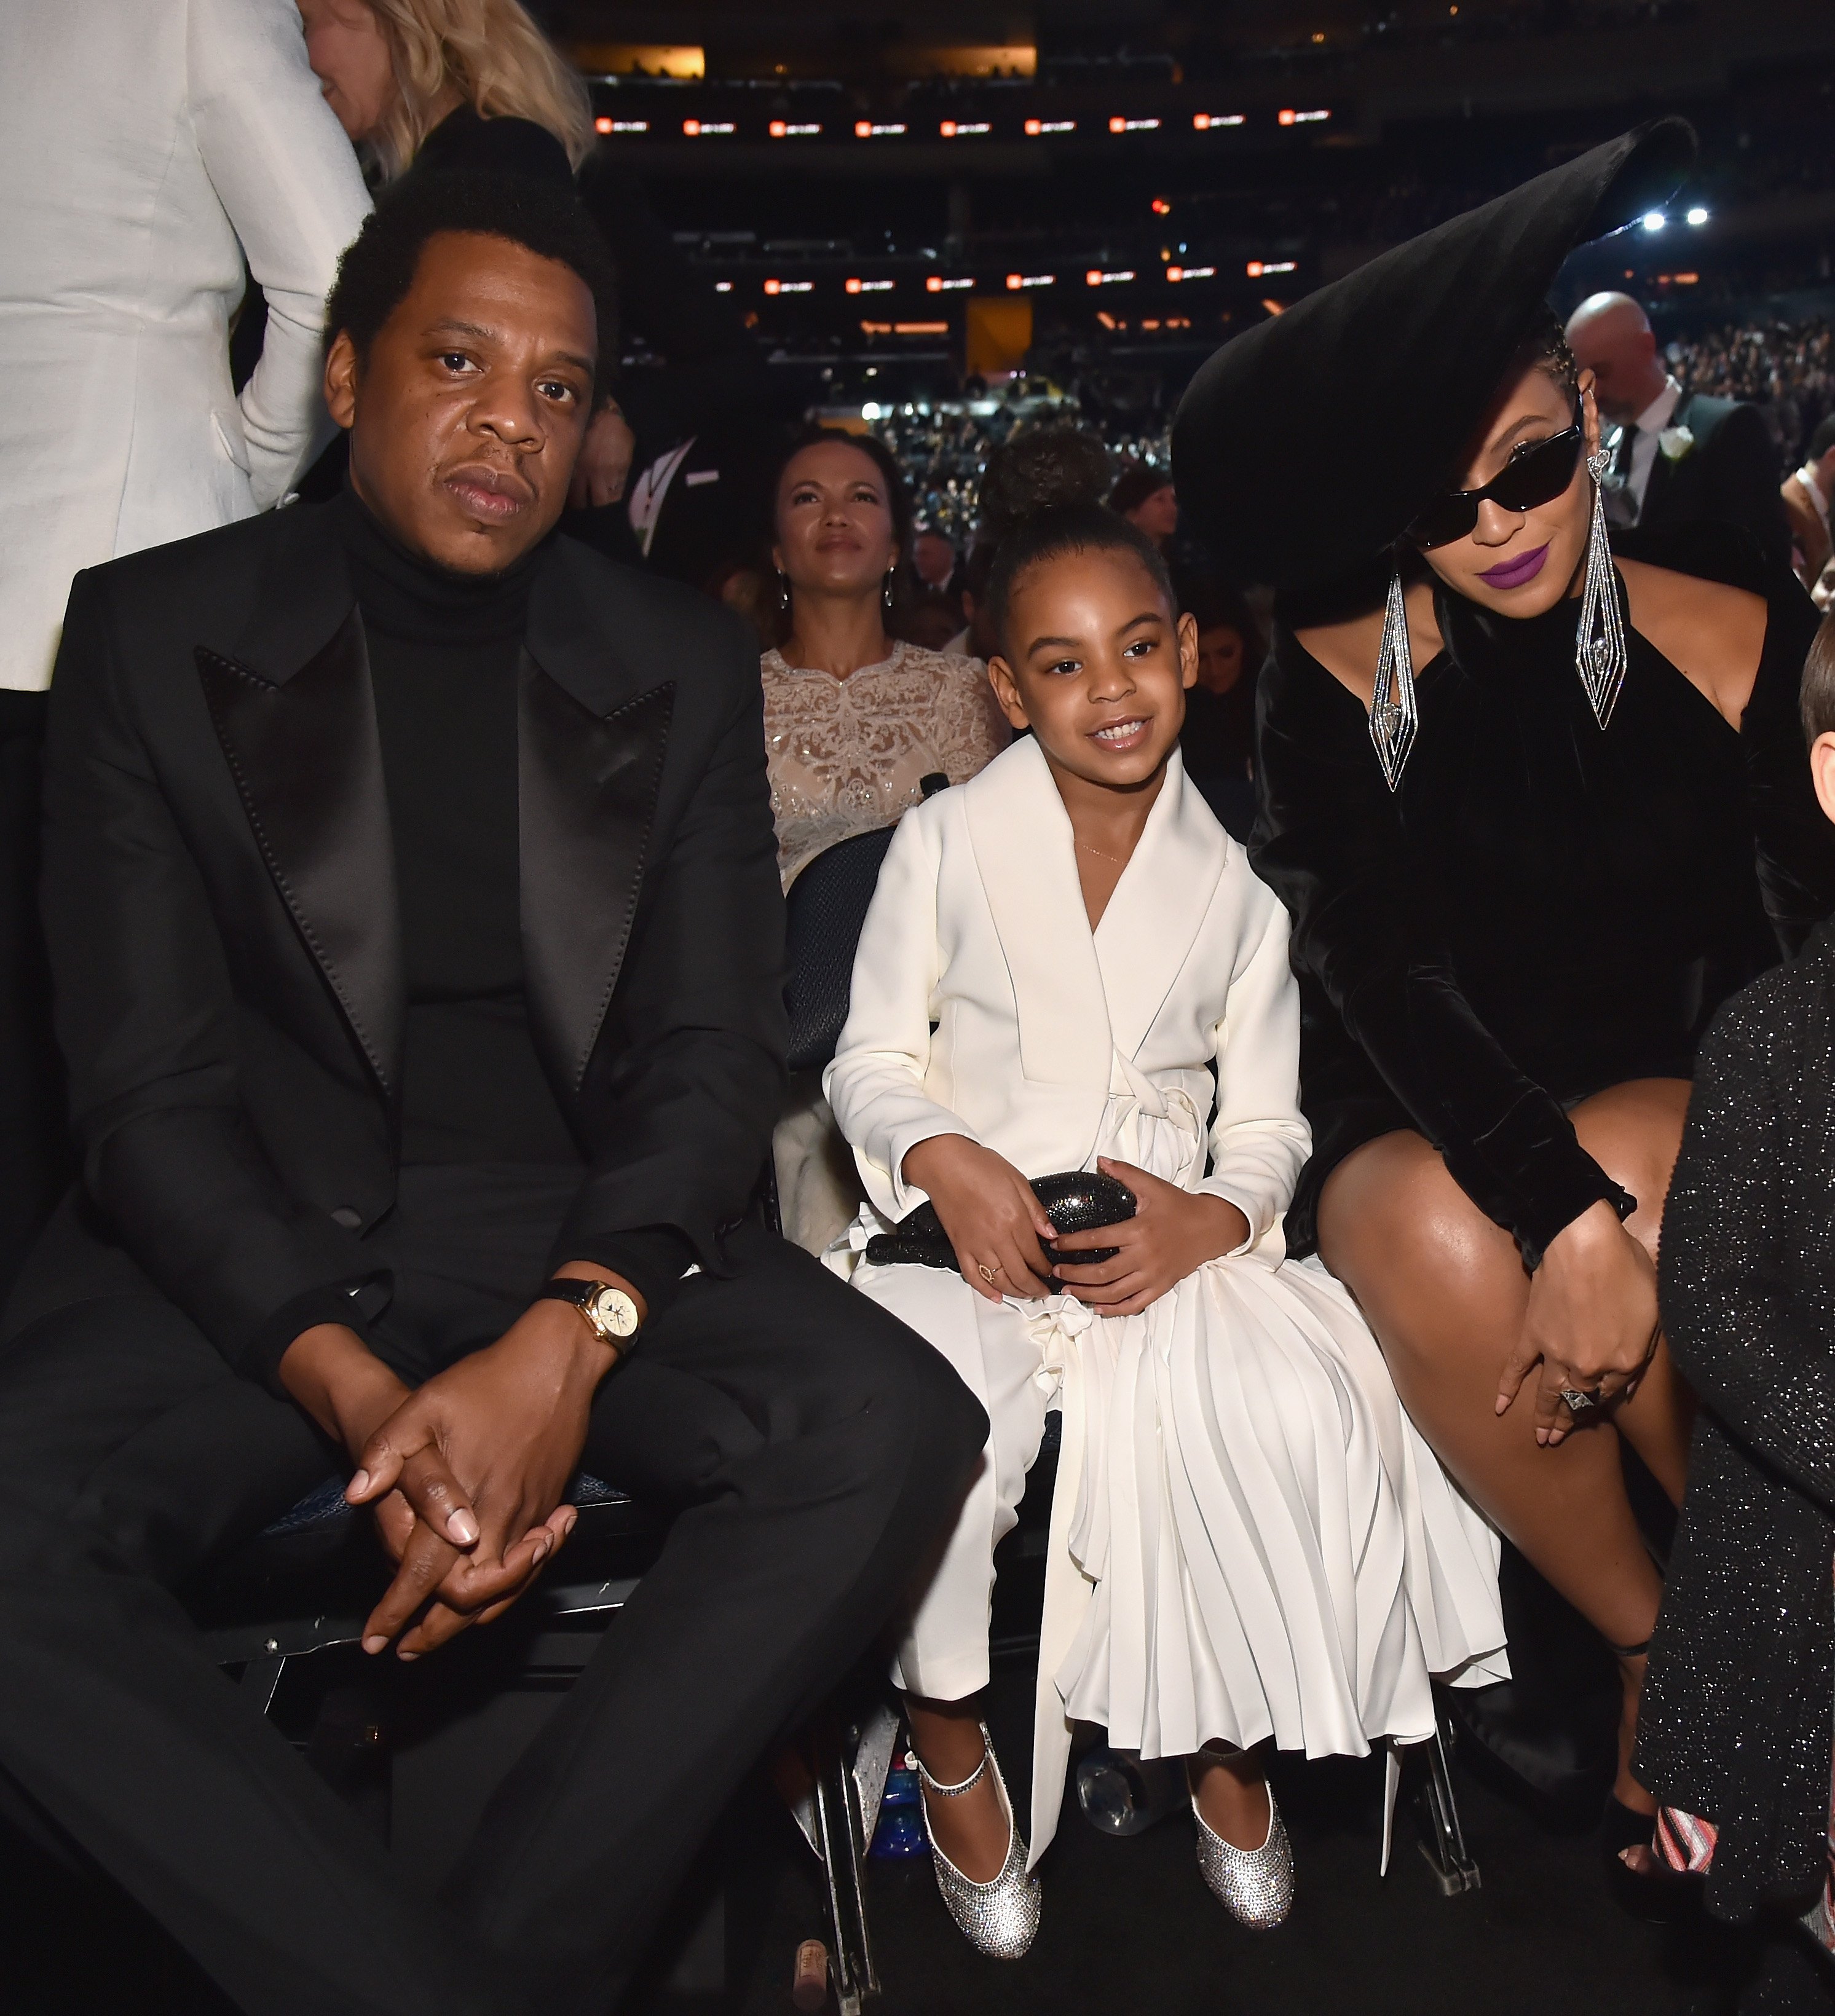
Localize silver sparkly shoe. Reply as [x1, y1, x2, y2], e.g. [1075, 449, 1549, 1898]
[1191, 1773, 1295, 1929]
[915, 1723, 1042, 1959]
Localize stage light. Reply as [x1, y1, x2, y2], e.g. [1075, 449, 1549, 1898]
[1193, 114, 1245, 130]
[1686, 205, 1710, 226]
[862, 401, 883, 420]
[1006, 273, 1055, 289]
[682, 119, 735, 137]
[714, 281, 732, 293]
[1086, 269, 1136, 286]
[926, 275, 973, 292]
[1108, 116, 1161, 134]
[1151, 198, 1171, 216]
[1643, 211, 1666, 232]
[1245, 259, 1296, 277]
[1166, 266, 1215, 283]
[594, 117, 612, 134]
[845, 278, 895, 294]
[1024, 118, 1075, 136]
[854, 121, 908, 138]
[762, 278, 814, 295]
[940, 120, 990, 138]
[602, 119, 647, 133]
[1279, 108, 1330, 125]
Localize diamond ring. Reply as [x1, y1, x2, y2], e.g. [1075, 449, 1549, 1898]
[1560, 1386, 1601, 1413]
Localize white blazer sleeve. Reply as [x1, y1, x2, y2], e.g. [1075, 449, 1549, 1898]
[188, 0, 372, 506]
[1199, 883, 1312, 1252]
[824, 807, 979, 1219]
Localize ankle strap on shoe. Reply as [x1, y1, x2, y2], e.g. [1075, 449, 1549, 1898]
[916, 1744, 990, 1798]
[1608, 1637, 1651, 1660]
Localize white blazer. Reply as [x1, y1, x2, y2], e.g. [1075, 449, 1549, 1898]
[0, 0, 372, 690]
[826, 733, 1309, 1243]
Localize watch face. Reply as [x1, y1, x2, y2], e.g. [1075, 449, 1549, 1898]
[590, 1286, 641, 1338]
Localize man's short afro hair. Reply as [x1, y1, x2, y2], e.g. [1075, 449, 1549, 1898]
[325, 170, 618, 396]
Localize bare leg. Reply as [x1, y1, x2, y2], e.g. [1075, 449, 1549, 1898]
[1317, 1078, 1696, 1811]
[1188, 1746, 1272, 1849]
[904, 1693, 1012, 1881]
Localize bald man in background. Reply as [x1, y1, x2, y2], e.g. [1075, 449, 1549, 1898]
[1566, 290, 1791, 573]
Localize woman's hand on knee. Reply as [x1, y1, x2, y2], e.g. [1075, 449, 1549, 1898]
[901, 1135, 1056, 1301]
[1495, 1200, 1660, 1446]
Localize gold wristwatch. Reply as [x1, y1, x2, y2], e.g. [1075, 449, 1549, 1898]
[537, 1277, 642, 1353]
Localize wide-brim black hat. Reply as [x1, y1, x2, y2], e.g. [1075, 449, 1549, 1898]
[1170, 117, 1696, 591]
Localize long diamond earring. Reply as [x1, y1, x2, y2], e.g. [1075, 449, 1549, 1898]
[1575, 443, 1628, 727]
[777, 569, 791, 612]
[882, 566, 896, 611]
[1368, 563, 1418, 792]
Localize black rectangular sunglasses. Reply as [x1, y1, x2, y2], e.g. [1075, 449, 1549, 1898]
[1406, 422, 1586, 550]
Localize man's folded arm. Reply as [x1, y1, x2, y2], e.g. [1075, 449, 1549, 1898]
[551, 624, 788, 1313]
[42, 570, 381, 1379]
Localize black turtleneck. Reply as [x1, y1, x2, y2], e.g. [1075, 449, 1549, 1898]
[324, 492, 697, 1323]
[336, 491, 577, 1168]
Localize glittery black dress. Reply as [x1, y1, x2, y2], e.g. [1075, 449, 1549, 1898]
[1639, 926, 1835, 1917]
[1249, 530, 1835, 1263]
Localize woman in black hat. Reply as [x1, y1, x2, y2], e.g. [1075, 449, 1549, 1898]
[1172, 119, 1835, 1897]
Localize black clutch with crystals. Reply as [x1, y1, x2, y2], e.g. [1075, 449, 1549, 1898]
[863, 1170, 1137, 1274]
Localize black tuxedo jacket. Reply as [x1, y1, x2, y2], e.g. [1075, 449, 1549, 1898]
[1638, 389, 1791, 574]
[15, 500, 786, 1379]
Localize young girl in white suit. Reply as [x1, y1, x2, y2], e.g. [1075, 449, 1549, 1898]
[824, 500, 1507, 1956]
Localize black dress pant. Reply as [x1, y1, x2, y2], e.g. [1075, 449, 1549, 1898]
[0, 1167, 985, 2016]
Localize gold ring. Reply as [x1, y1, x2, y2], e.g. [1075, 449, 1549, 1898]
[977, 1262, 999, 1284]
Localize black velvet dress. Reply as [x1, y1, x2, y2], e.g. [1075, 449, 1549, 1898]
[1250, 530, 1835, 1262]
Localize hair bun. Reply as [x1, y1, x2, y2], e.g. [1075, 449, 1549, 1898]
[977, 427, 1113, 545]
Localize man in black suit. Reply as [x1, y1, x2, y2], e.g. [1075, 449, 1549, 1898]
[1566, 290, 1791, 572]
[0, 172, 982, 2016]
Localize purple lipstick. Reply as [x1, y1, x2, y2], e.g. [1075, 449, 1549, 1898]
[1478, 542, 1550, 591]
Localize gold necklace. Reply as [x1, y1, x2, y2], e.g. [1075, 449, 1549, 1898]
[1075, 837, 1131, 868]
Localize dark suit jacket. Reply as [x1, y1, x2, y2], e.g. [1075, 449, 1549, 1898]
[1639, 390, 1791, 575]
[8, 500, 787, 1382]
[1638, 922, 1835, 1921]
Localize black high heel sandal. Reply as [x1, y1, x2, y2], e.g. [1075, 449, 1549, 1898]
[1600, 1637, 1705, 1924]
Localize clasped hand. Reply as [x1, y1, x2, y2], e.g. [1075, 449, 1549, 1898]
[1494, 1198, 1660, 1446]
[899, 1138, 1249, 1318]
[280, 1294, 622, 1659]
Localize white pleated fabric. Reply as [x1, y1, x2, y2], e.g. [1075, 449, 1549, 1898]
[824, 740, 1506, 1867]
[842, 1051, 1507, 1867]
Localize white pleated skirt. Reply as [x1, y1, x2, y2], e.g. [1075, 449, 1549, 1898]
[850, 1238, 1507, 1864]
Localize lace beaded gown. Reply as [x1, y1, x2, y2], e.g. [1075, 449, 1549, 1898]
[1249, 530, 1835, 1263]
[761, 640, 1009, 889]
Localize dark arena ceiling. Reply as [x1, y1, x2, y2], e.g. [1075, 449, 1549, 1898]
[529, 2, 1835, 388]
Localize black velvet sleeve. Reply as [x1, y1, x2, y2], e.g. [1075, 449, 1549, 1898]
[1250, 631, 1622, 1262]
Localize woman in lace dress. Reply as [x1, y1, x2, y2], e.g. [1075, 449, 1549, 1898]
[764, 426, 1008, 1251]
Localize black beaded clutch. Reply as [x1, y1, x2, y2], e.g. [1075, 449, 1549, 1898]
[863, 1170, 1137, 1274]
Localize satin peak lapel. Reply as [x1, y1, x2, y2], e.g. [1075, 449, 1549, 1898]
[520, 660, 674, 1091]
[963, 738, 1111, 1090]
[196, 610, 403, 1093]
[1093, 751, 1229, 1060]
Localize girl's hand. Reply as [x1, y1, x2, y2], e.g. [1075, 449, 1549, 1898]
[1494, 1199, 1660, 1446]
[1051, 1157, 1250, 1317]
[900, 1135, 1057, 1301]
